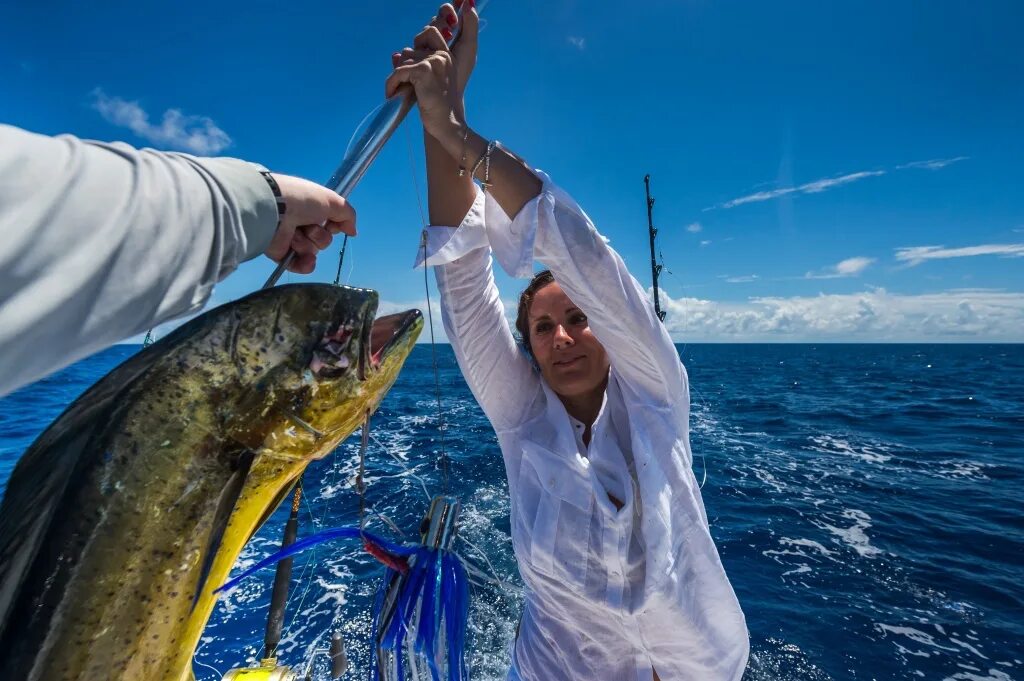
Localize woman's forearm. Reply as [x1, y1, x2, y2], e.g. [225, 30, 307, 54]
[425, 128, 476, 227]
[433, 124, 542, 223]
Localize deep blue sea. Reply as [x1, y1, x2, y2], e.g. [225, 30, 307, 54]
[1, 344, 1022, 681]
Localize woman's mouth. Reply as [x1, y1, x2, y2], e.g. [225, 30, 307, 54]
[553, 355, 585, 368]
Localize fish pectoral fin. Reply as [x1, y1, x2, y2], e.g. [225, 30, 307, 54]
[191, 449, 255, 610]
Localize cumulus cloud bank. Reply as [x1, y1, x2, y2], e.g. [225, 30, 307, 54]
[91, 88, 232, 155]
[129, 287, 1023, 346]
[658, 288, 1024, 342]
[376, 287, 1023, 344]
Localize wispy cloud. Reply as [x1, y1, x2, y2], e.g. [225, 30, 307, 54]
[806, 256, 876, 279]
[91, 88, 232, 155]
[686, 222, 702, 233]
[895, 243, 1024, 266]
[895, 156, 969, 170]
[700, 240, 712, 247]
[567, 36, 586, 50]
[724, 274, 759, 283]
[713, 171, 885, 210]
[657, 288, 1024, 342]
[710, 156, 968, 210]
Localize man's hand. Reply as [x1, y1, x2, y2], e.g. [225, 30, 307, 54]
[263, 174, 356, 274]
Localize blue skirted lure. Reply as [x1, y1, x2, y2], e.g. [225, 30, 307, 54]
[216, 499, 469, 681]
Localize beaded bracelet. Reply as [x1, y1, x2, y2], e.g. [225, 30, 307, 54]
[481, 140, 497, 189]
[468, 141, 489, 180]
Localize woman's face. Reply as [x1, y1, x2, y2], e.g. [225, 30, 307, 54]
[527, 282, 610, 398]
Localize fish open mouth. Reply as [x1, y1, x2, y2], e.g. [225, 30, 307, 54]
[311, 308, 421, 381]
[310, 325, 355, 379]
[366, 309, 423, 373]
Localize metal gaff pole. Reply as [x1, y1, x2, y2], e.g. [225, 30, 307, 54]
[263, 3, 474, 290]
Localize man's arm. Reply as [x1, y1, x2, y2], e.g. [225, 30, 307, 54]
[0, 125, 353, 396]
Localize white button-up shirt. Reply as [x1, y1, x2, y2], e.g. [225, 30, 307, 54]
[416, 174, 748, 680]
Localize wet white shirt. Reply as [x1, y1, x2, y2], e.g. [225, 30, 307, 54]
[417, 174, 749, 680]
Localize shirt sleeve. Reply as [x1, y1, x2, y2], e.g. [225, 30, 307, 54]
[0, 124, 280, 397]
[414, 186, 542, 433]
[485, 171, 686, 408]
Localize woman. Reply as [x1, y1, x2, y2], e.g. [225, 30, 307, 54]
[387, 4, 749, 679]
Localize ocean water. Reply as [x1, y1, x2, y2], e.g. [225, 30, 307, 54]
[1, 343, 1022, 681]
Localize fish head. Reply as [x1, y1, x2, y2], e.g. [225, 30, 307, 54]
[176, 283, 421, 644]
[210, 283, 423, 458]
[298, 286, 425, 449]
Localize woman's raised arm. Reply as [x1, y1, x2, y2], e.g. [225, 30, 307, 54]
[390, 3, 541, 431]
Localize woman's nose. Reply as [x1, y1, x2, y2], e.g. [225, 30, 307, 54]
[553, 324, 574, 349]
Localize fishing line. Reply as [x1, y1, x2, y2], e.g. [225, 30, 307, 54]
[369, 431, 433, 501]
[192, 639, 224, 681]
[358, 413, 370, 531]
[333, 235, 350, 286]
[345, 101, 387, 160]
[456, 535, 517, 596]
[651, 246, 708, 485]
[405, 123, 451, 494]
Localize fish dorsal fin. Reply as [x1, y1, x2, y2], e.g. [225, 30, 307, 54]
[0, 345, 164, 641]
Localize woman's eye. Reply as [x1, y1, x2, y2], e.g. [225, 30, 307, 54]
[534, 322, 552, 334]
[571, 313, 587, 325]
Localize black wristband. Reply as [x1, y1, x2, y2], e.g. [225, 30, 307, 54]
[260, 171, 287, 224]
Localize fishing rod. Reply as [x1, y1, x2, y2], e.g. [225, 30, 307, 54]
[645, 174, 667, 322]
[263, 0, 481, 290]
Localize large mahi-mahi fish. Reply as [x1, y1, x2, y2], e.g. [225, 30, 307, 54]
[0, 283, 422, 680]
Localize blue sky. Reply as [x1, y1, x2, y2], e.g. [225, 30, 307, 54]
[2, 1, 1022, 341]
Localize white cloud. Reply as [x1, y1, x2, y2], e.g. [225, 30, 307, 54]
[710, 156, 967, 210]
[805, 256, 876, 279]
[686, 222, 702, 233]
[713, 170, 886, 210]
[895, 243, 1024, 266]
[895, 156, 969, 170]
[658, 288, 1024, 342]
[724, 275, 759, 283]
[700, 240, 712, 247]
[567, 36, 586, 50]
[91, 88, 232, 155]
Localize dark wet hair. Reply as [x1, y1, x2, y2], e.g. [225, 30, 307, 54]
[514, 269, 556, 359]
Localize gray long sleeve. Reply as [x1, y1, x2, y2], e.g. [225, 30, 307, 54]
[0, 124, 280, 397]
